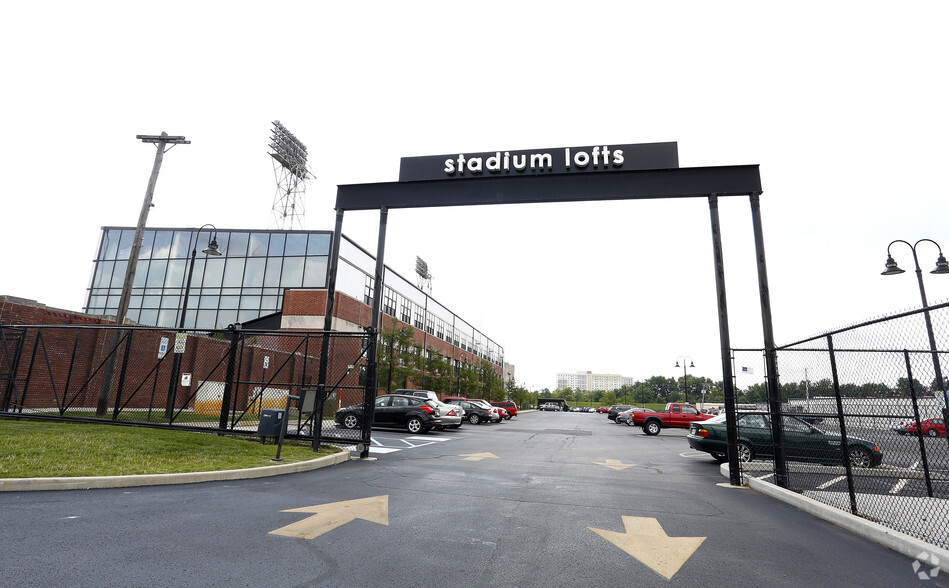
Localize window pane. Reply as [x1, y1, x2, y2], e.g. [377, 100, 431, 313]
[204, 258, 226, 287]
[303, 256, 327, 287]
[261, 296, 278, 310]
[164, 259, 187, 288]
[268, 233, 286, 256]
[143, 295, 161, 308]
[264, 258, 283, 286]
[94, 262, 114, 288]
[243, 258, 266, 287]
[170, 231, 193, 258]
[217, 310, 238, 329]
[117, 230, 135, 260]
[160, 295, 180, 309]
[306, 233, 330, 255]
[139, 309, 159, 326]
[157, 309, 178, 327]
[102, 229, 120, 260]
[239, 295, 261, 309]
[219, 296, 239, 310]
[199, 295, 220, 309]
[112, 261, 128, 286]
[237, 310, 260, 323]
[285, 234, 307, 256]
[249, 233, 269, 256]
[152, 231, 173, 258]
[138, 230, 155, 259]
[227, 232, 249, 257]
[222, 258, 245, 287]
[132, 260, 149, 288]
[281, 257, 304, 287]
[195, 309, 217, 330]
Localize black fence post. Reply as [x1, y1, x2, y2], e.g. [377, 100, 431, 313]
[826, 335, 858, 515]
[905, 350, 934, 497]
[219, 323, 241, 430]
[112, 330, 135, 420]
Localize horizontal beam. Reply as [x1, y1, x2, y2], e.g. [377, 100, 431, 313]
[335, 165, 761, 211]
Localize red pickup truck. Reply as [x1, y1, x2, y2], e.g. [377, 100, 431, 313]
[632, 403, 713, 435]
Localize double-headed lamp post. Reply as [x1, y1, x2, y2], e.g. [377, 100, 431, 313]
[675, 356, 695, 404]
[882, 239, 949, 408]
[165, 225, 221, 419]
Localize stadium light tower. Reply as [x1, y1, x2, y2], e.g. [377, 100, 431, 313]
[269, 120, 314, 230]
[415, 256, 433, 293]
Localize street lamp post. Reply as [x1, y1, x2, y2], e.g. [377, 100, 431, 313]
[675, 356, 695, 404]
[165, 225, 221, 419]
[882, 239, 949, 417]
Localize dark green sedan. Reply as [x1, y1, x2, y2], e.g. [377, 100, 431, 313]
[687, 412, 883, 468]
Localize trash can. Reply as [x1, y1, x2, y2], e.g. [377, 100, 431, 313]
[257, 408, 285, 436]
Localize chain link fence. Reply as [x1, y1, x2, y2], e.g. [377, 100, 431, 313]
[732, 301, 949, 549]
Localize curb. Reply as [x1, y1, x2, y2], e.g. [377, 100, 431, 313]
[721, 462, 949, 572]
[0, 451, 351, 492]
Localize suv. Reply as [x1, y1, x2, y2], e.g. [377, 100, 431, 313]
[491, 401, 517, 419]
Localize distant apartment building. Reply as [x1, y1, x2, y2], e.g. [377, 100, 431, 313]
[556, 371, 635, 392]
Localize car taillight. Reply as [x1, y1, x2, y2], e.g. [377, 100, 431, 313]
[446, 408, 456, 416]
[420, 405, 435, 414]
[694, 427, 708, 437]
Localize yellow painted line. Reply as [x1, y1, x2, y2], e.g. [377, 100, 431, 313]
[594, 459, 636, 471]
[590, 516, 705, 579]
[270, 495, 389, 540]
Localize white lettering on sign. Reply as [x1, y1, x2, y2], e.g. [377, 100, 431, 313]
[443, 146, 622, 176]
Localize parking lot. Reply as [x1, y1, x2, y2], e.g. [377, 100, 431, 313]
[0, 410, 939, 586]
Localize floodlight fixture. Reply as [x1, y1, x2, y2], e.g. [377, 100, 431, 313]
[269, 120, 310, 181]
[416, 256, 431, 279]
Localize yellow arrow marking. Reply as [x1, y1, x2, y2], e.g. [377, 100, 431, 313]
[589, 516, 705, 579]
[594, 459, 636, 471]
[269, 495, 389, 540]
[460, 452, 500, 461]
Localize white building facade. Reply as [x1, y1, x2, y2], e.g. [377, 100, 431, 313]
[556, 371, 635, 392]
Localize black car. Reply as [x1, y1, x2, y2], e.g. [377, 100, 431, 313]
[687, 412, 883, 468]
[446, 400, 496, 424]
[607, 405, 632, 421]
[335, 394, 441, 434]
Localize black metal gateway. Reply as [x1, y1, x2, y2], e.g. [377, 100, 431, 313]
[319, 142, 786, 486]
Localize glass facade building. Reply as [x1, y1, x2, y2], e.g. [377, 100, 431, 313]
[86, 227, 503, 367]
[86, 227, 331, 330]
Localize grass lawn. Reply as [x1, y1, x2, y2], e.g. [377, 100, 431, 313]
[0, 418, 340, 478]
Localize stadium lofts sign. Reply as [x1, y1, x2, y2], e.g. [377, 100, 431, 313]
[398, 142, 679, 182]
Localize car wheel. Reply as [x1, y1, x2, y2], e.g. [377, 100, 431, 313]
[848, 446, 873, 468]
[469, 414, 481, 425]
[625, 418, 635, 427]
[406, 417, 424, 434]
[342, 414, 359, 429]
[929, 428, 939, 438]
[711, 452, 727, 463]
[736, 441, 754, 463]
[505, 416, 512, 420]
[643, 420, 662, 436]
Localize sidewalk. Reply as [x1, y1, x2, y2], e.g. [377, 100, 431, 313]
[725, 462, 949, 574]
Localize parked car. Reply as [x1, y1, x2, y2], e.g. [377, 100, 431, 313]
[623, 407, 654, 426]
[596, 407, 609, 413]
[903, 418, 946, 437]
[335, 394, 440, 434]
[446, 399, 499, 424]
[615, 409, 635, 425]
[687, 412, 883, 468]
[491, 401, 518, 418]
[397, 390, 464, 429]
[539, 403, 561, 411]
[469, 399, 503, 422]
[607, 405, 632, 421]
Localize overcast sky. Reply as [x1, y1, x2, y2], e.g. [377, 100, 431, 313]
[3, 2, 948, 393]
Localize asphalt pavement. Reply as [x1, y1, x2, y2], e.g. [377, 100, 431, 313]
[1, 411, 946, 587]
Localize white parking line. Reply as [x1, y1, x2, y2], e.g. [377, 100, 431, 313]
[817, 476, 846, 490]
[889, 461, 919, 494]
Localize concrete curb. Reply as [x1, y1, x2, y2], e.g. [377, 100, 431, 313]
[0, 451, 351, 492]
[721, 462, 949, 572]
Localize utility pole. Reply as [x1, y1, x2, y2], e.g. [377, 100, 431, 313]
[95, 132, 190, 417]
